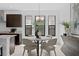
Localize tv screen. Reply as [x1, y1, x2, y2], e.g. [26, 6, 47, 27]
[6, 14, 22, 27]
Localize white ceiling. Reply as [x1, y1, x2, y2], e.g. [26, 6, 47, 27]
[0, 3, 70, 10]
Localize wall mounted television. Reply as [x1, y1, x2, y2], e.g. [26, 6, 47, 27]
[6, 14, 22, 27]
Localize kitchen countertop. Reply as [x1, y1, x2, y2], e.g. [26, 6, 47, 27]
[0, 35, 16, 39]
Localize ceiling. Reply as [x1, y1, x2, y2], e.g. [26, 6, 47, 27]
[0, 3, 70, 10]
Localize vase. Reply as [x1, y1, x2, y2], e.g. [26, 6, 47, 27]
[35, 30, 40, 38]
[65, 28, 71, 36]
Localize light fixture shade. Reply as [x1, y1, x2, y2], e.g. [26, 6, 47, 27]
[36, 16, 44, 22]
[40, 16, 44, 21]
[36, 16, 40, 21]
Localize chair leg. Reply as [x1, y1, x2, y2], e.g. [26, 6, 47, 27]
[47, 50, 50, 56]
[23, 48, 25, 56]
[48, 51, 50, 56]
[54, 49, 56, 56]
[28, 50, 31, 56]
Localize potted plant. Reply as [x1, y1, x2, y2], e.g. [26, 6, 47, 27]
[62, 21, 71, 36]
[33, 20, 42, 38]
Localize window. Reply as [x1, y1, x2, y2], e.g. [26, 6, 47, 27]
[35, 16, 45, 36]
[25, 16, 32, 36]
[48, 16, 56, 36]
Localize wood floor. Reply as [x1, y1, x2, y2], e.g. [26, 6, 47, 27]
[11, 44, 65, 56]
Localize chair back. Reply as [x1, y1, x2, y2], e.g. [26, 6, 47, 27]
[23, 39, 33, 46]
[48, 38, 57, 45]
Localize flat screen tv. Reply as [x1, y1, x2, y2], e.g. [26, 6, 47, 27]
[6, 14, 22, 27]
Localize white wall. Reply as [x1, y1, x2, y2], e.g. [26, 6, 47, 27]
[57, 4, 70, 45]
[22, 8, 70, 46]
[0, 3, 70, 45]
[0, 10, 23, 33]
[22, 10, 60, 38]
[0, 10, 10, 32]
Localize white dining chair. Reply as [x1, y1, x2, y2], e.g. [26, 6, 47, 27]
[41, 38, 57, 56]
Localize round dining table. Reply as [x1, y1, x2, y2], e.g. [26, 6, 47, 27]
[24, 36, 57, 56]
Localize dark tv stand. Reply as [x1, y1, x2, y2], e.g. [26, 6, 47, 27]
[0, 33, 21, 45]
